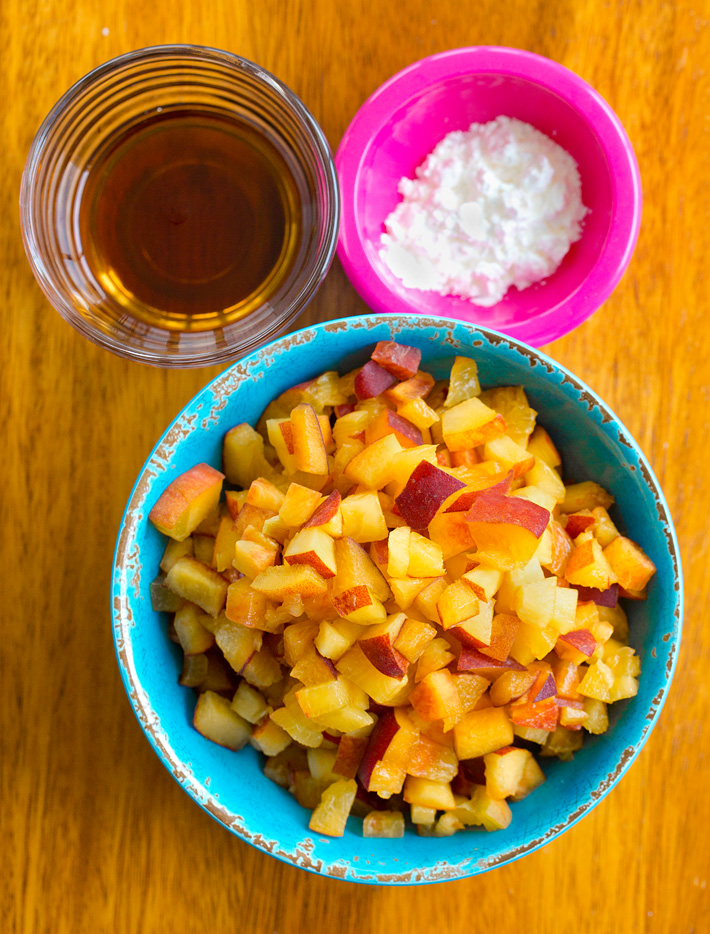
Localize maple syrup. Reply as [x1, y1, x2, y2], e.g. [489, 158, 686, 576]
[79, 109, 300, 331]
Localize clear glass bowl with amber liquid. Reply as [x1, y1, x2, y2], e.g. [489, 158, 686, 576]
[20, 46, 339, 367]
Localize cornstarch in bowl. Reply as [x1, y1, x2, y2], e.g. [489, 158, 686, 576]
[380, 116, 589, 307]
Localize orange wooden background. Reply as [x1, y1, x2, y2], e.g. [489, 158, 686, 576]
[3, 2, 709, 932]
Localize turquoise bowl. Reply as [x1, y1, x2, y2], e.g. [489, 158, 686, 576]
[112, 314, 682, 884]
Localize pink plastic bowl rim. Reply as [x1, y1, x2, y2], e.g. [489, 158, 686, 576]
[335, 46, 642, 346]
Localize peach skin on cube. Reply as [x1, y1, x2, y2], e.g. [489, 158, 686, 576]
[284, 527, 337, 579]
[371, 340, 422, 380]
[149, 463, 225, 542]
[365, 408, 423, 448]
[395, 460, 466, 530]
[357, 614, 409, 678]
[333, 536, 391, 602]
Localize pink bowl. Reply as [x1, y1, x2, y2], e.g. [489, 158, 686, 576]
[336, 47, 642, 346]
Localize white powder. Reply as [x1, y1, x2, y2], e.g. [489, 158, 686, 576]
[380, 116, 588, 306]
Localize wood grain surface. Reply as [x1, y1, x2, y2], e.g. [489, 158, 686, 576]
[2, 1, 709, 931]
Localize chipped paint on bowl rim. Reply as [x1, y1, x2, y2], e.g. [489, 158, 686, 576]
[111, 314, 682, 884]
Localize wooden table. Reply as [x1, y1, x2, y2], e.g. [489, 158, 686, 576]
[3, 2, 709, 931]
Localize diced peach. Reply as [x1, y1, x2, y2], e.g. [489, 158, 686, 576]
[335, 644, 403, 705]
[397, 398, 440, 431]
[354, 360, 397, 400]
[484, 747, 530, 798]
[389, 577, 428, 611]
[442, 397, 507, 452]
[371, 340, 422, 379]
[525, 459, 566, 504]
[178, 653, 209, 687]
[562, 481, 614, 513]
[333, 536, 390, 603]
[591, 506, 620, 547]
[214, 615, 263, 673]
[284, 527, 337, 579]
[410, 669, 463, 722]
[290, 644, 337, 686]
[290, 403, 329, 475]
[174, 603, 215, 655]
[414, 637, 456, 682]
[303, 490, 342, 533]
[603, 536, 656, 591]
[444, 356, 481, 408]
[394, 618, 437, 663]
[160, 537, 194, 573]
[437, 580, 479, 630]
[340, 491, 388, 543]
[385, 526, 410, 577]
[251, 564, 327, 600]
[527, 426, 561, 468]
[476, 611, 519, 661]
[275, 485, 322, 531]
[483, 435, 535, 478]
[510, 754, 546, 800]
[363, 810, 406, 838]
[404, 776, 456, 811]
[193, 691, 251, 750]
[164, 556, 228, 617]
[413, 577, 449, 622]
[428, 512, 475, 560]
[395, 460, 467, 530]
[565, 534, 617, 590]
[308, 779, 357, 837]
[223, 424, 275, 488]
[249, 717, 291, 756]
[565, 510, 596, 539]
[358, 614, 409, 678]
[345, 433, 404, 488]
[489, 669, 537, 706]
[407, 533, 444, 578]
[358, 708, 419, 794]
[465, 489, 550, 569]
[384, 370, 436, 404]
[332, 585, 386, 625]
[149, 464, 225, 542]
[233, 532, 279, 580]
[366, 408, 423, 448]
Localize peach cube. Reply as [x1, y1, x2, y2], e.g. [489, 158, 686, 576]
[149, 463, 225, 542]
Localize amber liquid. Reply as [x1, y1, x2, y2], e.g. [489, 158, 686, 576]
[79, 110, 300, 331]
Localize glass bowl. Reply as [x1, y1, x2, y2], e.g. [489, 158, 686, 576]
[20, 45, 340, 367]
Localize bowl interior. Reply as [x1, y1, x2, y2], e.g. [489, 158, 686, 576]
[113, 316, 680, 884]
[337, 51, 641, 347]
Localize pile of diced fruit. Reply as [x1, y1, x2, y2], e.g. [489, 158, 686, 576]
[149, 340, 656, 839]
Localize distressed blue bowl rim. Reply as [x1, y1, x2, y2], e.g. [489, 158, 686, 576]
[111, 314, 682, 885]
